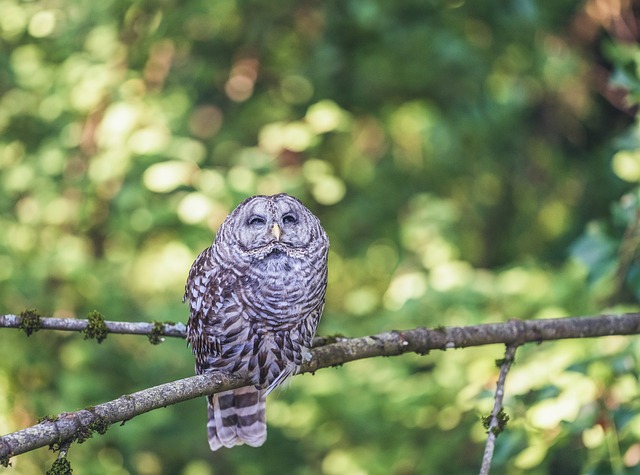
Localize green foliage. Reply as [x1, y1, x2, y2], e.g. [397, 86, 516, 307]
[1, 0, 639, 474]
[607, 41, 640, 106]
[571, 38, 640, 303]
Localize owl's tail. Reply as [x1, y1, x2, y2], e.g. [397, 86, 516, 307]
[207, 386, 267, 450]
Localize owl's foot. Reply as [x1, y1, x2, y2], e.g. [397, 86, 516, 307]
[301, 347, 313, 363]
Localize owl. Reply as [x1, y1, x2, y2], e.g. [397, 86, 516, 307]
[184, 193, 329, 450]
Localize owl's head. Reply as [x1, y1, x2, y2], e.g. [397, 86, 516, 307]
[216, 194, 328, 261]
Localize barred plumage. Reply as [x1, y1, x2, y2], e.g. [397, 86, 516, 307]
[184, 194, 329, 450]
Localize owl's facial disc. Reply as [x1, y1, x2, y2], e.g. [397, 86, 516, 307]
[235, 207, 307, 260]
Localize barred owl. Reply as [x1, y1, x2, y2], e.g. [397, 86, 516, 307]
[184, 193, 329, 450]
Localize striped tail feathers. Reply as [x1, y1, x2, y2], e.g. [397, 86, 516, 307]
[207, 386, 267, 451]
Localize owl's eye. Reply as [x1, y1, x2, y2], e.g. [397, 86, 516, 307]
[282, 213, 297, 225]
[248, 216, 266, 226]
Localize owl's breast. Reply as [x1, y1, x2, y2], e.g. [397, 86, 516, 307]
[237, 255, 321, 329]
[258, 251, 302, 274]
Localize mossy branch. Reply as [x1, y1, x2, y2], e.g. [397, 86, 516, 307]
[0, 312, 187, 342]
[480, 344, 517, 475]
[1, 312, 640, 465]
[2, 312, 640, 347]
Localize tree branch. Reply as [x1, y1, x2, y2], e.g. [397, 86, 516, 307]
[479, 344, 518, 475]
[2, 312, 638, 346]
[0, 313, 187, 339]
[1, 312, 640, 464]
[0, 372, 248, 465]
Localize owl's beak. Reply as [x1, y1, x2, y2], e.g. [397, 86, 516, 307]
[271, 223, 281, 240]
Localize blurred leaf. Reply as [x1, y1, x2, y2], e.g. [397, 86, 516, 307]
[570, 225, 617, 285]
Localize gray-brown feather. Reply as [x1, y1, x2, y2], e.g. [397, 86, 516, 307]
[184, 194, 329, 450]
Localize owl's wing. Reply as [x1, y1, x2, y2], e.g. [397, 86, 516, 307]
[184, 246, 235, 368]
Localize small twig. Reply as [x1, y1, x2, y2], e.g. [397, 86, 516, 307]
[56, 441, 71, 459]
[479, 344, 518, 475]
[46, 442, 72, 475]
[610, 208, 640, 304]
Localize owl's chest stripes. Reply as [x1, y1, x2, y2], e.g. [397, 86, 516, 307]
[233, 264, 319, 322]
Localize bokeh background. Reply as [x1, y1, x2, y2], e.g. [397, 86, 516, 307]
[1, 0, 640, 473]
